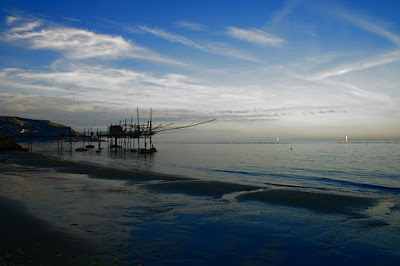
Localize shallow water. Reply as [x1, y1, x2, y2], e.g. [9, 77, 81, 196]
[31, 141, 400, 196]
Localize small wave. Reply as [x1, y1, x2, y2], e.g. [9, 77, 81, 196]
[300, 167, 400, 181]
[212, 169, 400, 194]
[311, 176, 400, 193]
[212, 169, 265, 177]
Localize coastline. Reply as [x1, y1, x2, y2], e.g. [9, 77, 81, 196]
[1, 150, 382, 216]
[1, 150, 399, 265]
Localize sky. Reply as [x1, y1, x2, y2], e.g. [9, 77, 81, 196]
[0, 0, 399, 141]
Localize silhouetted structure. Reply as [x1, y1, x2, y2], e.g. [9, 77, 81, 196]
[1, 109, 215, 153]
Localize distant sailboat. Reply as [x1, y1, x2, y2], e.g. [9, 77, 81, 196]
[277, 137, 280, 143]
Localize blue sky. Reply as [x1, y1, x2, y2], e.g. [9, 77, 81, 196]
[1, 0, 399, 140]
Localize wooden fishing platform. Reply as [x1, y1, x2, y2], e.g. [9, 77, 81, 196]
[79, 108, 215, 154]
[15, 108, 215, 153]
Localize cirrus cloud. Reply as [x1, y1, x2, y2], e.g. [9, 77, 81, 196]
[226, 27, 285, 47]
[175, 21, 207, 31]
[137, 25, 260, 62]
[138, 25, 204, 49]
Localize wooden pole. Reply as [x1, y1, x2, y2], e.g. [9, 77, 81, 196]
[69, 127, 72, 152]
[137, 108, 140, 152]
[83, 129, 85, 148]
[150, 108, 153, 150]
[97, 129, 101, 150]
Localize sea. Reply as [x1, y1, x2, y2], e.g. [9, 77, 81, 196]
[28, 140, 400, 197]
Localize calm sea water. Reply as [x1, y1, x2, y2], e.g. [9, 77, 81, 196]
[30, 141, 400, 196]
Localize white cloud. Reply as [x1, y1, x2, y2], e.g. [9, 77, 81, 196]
[0, 65, 219, 108]
[307, 50, 400, 80]
[226, 27, 285, 47]
[139, 25, 204, 49]
[9, 21, 43, 32]
[1, 64, 294, 123]
[0, 64, 366, 116]
[7, 28, 134, 59]
[339, 11, 400, 47]
[6, 16, 19, 25]
[61, 16, 80, 22]
[175, 21, 207, 31]
[203, 42, 261, 62]
[4, 19, 183, 65]
[138, 25, 260, 62]
[268, 0, 301, 29]
[317, 79, 391, 104]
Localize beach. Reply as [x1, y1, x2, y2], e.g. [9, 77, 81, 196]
[1, 150, 400, 265]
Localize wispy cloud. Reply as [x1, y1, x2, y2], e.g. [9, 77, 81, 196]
[139, 25, 204, 49]
[175, 21, 207, 31]
[8, 19, 43, 32]
[268, 0, 301, 29]
[6, 16, 20, 25]
[339, 11, 400, 46]
[0, 64, 287, 120]
[318, 79, 391, 104]
[3, 17, 183, 65]
[203, 42, 261, 62]
[307, 50, 400, 80]
[226, 27, 285, 47]
[61, 16, 80, 22]
[0, 65, 219, 108]
[137, 25, 260, 62]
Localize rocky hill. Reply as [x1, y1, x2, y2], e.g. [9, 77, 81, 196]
[0, 116, 80, 141]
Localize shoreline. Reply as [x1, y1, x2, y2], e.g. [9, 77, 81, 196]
[1, 150, 388, 213]
[1, 150, 383, 216]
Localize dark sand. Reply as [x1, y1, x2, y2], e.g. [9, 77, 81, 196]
[1, 150, 400, 265]
[0, 197, 109, 265]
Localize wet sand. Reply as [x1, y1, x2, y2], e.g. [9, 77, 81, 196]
[0, 197, 108, 265]
[1, 150, 399, 265]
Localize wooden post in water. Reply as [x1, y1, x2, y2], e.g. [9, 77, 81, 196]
[106, 126, 108, 148]
[123, 119, 126, 151]
[82, 129, 85, 148]
[137, 108, 140, 152]
[69, 127, 72, 152]
[144, 121, 149, 152]
[149, 108, 153, 150]
[97, 129, 101, 150]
